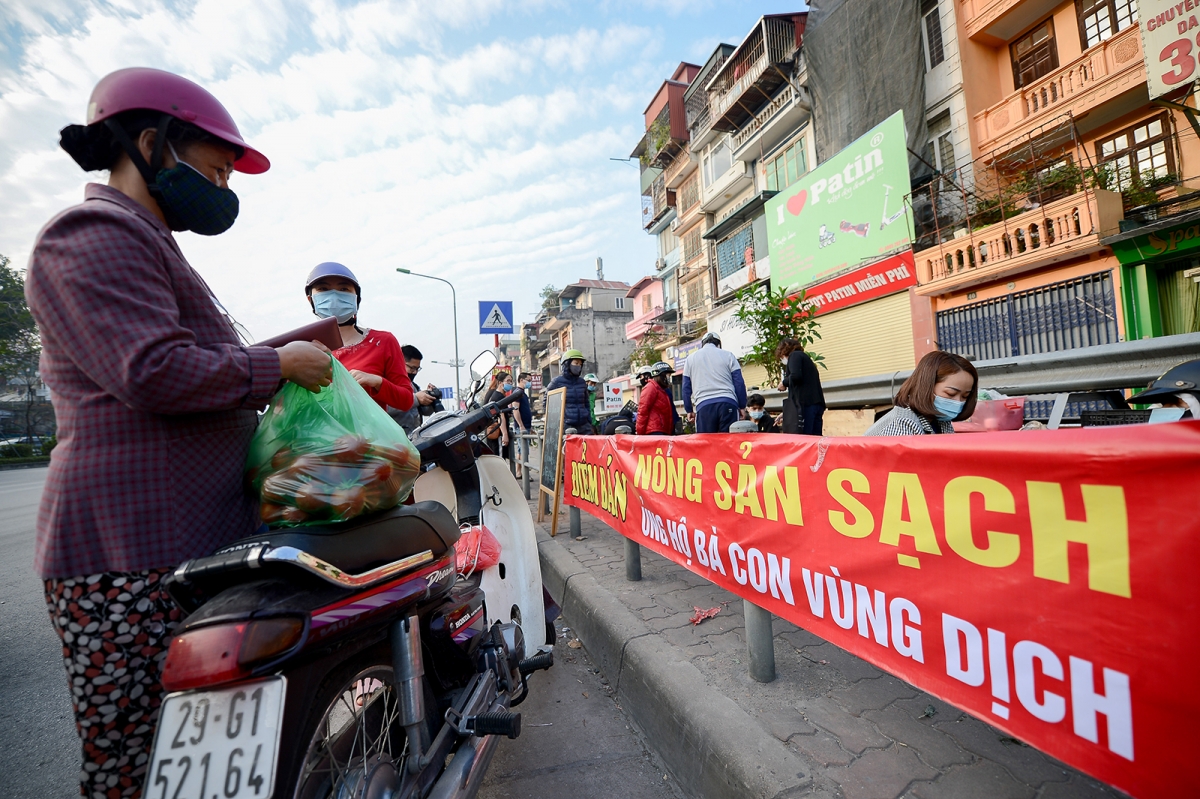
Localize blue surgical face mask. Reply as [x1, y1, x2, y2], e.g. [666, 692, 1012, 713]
[749, 410, 764, 420]
[312, 289, 359, 324]
[524, 381, 532, 390]
[503, 382, 513, 391]
[933, 395, 965, 421]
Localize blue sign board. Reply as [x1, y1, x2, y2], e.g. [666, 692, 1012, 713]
[438, 386, 454, 399]
[478, 301, 514, 334]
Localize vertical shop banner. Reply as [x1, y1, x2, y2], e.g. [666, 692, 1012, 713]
[562, 424, 1200, 798]
[1140, 0, 1198, 100]
[768, 111, 914, 292]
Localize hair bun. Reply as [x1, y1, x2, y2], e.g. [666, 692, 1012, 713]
[59, 124, 117, 171]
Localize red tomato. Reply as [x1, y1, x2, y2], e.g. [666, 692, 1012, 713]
[261, 474, 296, 506]
[270, 446, 295, 471]
[260, 501, 286, 524]
[330, 485, 366, 519]
[361, 458, 393, 484]
[331, 434, 371, 463]
[370, 442, 413, 468]
[281, 506, 309, 524]
[290, 454, 323, 477]
[294, 482, 327, 513]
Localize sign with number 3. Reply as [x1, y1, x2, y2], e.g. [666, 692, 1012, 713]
[1142, 0, 1200, 99]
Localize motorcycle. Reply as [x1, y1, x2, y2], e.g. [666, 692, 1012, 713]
[148, 350, 554, 799]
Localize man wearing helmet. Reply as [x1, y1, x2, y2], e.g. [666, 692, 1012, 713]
[583, 373, 601, 431]
[1138, 358, 1200, 418]
[637, 362, 676, 435]
[547, 349, 594, 434]
[304, 261, 414, 414]
[27, 68, 333, 799]
[682, 332, 747, 433]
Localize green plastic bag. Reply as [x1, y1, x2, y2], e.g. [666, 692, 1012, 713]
[246, 359, 420, 527]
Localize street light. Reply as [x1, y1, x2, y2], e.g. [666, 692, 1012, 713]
[396, 268, 461, 406]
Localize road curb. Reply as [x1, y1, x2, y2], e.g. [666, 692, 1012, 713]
[537, 528, 813, 799]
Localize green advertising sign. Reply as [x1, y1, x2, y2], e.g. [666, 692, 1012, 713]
[768, 111, 914, 292]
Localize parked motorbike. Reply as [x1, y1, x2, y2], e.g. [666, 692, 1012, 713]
[149, 350, 554, 799]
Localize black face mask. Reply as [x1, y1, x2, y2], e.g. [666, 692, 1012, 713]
[568, 363, 583, 377]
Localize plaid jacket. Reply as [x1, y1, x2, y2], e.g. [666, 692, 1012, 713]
[863, 405, 954, 437]
[27, 184, 282, 578]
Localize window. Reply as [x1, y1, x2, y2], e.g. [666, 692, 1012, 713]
[679, 172, 700, 212]
[764, 137, 808, 191]
[1077, 0, 1138, 49]
[1011, 20, 1058, 89]
[922, 0, 945, 70]
[614, 297, 627, 310]
[1096, 114, 1175, 191]
[926, 111, 957, 179]
[686, 277, 704, 310]
[681, 225, 704, 263]
[642, 294, 653, 314]
[715, 221, 755, 280]
[702, 137, 732, 187]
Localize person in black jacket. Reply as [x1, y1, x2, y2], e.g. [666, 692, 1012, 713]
[746, 393, 778, 433]
[777, 338, 825, 435]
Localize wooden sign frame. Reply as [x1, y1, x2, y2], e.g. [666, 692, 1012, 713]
[537, 387, 567, 536]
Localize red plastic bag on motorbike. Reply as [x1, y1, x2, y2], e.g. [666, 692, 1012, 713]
[455, 525, 501, 576]
[246, 359, 420, 527]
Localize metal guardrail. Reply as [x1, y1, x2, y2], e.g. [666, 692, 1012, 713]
[813, 332, 1200, 409]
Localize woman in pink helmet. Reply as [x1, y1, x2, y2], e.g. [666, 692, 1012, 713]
[25, 68, 332, 799]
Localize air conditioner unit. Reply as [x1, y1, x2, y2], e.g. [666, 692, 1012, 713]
[670, 218, 681, 232]
[655, 258, 667, 271]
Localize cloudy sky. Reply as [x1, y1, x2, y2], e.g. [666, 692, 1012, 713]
[0, 0, 788, 392]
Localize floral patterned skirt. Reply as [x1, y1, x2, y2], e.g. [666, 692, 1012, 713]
[44, 568, 181, 799]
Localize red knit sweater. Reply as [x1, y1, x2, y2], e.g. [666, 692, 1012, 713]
[333, 329, 414, 411]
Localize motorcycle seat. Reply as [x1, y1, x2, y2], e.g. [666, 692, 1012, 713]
[215, 501, 460, 576]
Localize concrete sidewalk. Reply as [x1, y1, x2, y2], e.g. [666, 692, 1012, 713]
[534, 500, 1124, 799]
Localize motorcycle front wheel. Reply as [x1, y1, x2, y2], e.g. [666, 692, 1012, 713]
[287, 654, 410, 799]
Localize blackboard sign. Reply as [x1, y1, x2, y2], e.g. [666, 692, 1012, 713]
[538, 388, 567, 535]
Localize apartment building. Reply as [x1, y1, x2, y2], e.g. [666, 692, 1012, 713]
[911, 0, 1200, 359]
[531, 279, 634, 385]
[633, 62, 702, 353]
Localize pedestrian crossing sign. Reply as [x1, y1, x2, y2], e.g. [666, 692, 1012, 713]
[478, 301, 514, 334]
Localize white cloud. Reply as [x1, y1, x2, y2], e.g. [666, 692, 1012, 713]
[0, 0, 660, 389]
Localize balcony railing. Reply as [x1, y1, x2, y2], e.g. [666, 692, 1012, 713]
[731, 84, 797, 152]
[626, 307, 665, 339]
[699, 17, 799, 138]
[914, 190, 1123, 294]
[974, 25, 1144, 153]
[644, 104, 687, 169]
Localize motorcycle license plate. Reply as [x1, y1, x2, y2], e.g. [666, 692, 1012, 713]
[147, 677, 285, 799]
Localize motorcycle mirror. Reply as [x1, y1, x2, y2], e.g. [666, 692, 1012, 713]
[470, 351, 498, 379]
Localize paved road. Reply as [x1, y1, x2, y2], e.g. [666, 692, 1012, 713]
[0, 468, 683, 799]
[0, 467, 79, 799]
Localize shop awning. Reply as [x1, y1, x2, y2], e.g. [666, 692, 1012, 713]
[1102, 207, 1200, 265]
[702, 190, 777, 241]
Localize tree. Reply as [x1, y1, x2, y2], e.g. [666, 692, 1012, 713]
[0, 254, 50, 444]
[540, 284, 560, 315]
[630, 328, 667, 370]
[732, 282, 824, 387]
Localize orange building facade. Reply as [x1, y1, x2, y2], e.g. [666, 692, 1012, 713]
[910, 0, 1200, 360]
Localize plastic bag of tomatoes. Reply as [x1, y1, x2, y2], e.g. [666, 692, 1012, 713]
[246, 359, 420, 527]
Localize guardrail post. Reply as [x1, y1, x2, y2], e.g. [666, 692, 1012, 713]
[568, 505, 581, 537]
[521, 455, 531, 500]
[744, 600, 776, 683]
[624, 539, 642, 582]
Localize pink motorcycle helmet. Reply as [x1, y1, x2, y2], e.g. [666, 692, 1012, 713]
[84, 67, 269, 174]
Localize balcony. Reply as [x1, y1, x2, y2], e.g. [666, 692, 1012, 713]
[626, 307, 665, 340]
[974, 25, 1145, 154]
[914, 190, 1124, 295]
[643, 174, 675, 231]
[961, 0, 1051, 42]
[699, 16, 801, 139]
[731, 82, 809, 162]
[664, 149, 694, 188]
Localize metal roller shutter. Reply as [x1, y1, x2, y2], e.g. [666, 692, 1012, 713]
[809, 292, 916, 382]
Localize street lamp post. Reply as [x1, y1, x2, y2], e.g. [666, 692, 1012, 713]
[396, 268, 461, 406]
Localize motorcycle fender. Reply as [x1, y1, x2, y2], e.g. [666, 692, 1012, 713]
[475, 455, 547, 651]
[414, 467, 458, 518]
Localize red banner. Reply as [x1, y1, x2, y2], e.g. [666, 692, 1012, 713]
[562, 424, 1200, 798]
[798, 249, 917, 315]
